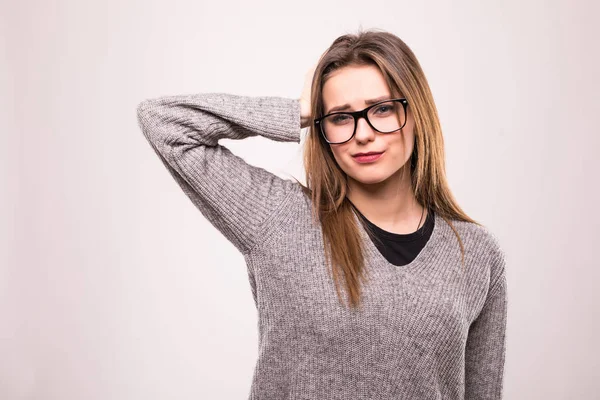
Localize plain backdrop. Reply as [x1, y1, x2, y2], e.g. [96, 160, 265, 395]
[2, 0, 599, 399]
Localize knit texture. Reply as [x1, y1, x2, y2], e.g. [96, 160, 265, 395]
[136, 92, 508, 400]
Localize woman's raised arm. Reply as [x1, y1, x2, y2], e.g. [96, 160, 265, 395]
[136, 92, 302, 255]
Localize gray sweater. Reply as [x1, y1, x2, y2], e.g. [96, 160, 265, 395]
[136, 92, 508, 400]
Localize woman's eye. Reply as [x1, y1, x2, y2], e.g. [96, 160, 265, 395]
[333, 115, 351, 123]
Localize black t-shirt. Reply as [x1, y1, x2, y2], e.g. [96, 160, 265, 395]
[352, 205, 435, 267]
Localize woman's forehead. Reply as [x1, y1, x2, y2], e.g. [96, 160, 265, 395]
[322, 65, 392, 112]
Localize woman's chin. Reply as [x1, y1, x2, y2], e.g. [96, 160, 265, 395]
[348, 171, 392, 186]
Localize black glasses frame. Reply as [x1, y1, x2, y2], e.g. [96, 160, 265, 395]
[314, 98, 409, 144]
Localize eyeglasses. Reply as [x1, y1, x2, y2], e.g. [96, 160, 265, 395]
[314, 98, 408, 144]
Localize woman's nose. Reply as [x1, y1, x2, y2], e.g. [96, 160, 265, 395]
[353, 116, 375, 143]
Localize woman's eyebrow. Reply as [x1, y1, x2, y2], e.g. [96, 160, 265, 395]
[326, 95, 393, 114]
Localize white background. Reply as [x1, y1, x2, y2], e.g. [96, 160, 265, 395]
[2, 0, 598, 398]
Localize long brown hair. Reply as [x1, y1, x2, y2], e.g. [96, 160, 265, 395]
[297, 28, 480, 310]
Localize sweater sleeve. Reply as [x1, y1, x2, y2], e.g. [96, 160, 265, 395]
[136, 92, 302, 255]
[464, 249, 508, 399]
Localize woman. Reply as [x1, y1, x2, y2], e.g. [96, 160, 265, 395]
[136, 28, 507, 400]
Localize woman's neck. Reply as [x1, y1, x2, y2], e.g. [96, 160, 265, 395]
[346, 170, 427, 235]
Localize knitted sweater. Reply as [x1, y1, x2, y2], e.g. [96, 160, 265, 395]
[136, 92, 508, 400]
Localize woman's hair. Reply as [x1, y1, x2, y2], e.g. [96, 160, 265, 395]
[297, 28, 480, 310]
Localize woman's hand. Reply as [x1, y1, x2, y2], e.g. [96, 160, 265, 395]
[300, 63, 317, 129]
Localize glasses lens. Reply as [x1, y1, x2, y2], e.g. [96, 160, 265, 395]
[322, 113, 354, 143]
[368, 100, 405, 133]
[321, 100, 406, 143]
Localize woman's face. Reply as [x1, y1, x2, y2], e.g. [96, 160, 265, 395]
[321, 64, 415, 186]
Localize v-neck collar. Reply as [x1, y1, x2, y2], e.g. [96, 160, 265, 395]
[353, 209, 448, 274]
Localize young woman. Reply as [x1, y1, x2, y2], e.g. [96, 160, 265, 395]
[137, 29, 507, 400]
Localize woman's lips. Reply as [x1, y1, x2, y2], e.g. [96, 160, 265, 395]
[352, 152, 384, 163]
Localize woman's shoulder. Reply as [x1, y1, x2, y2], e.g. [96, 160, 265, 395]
[439, 214, 506, 265]
[260, 179, 315, 228]
[284, 180, 313, 208]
